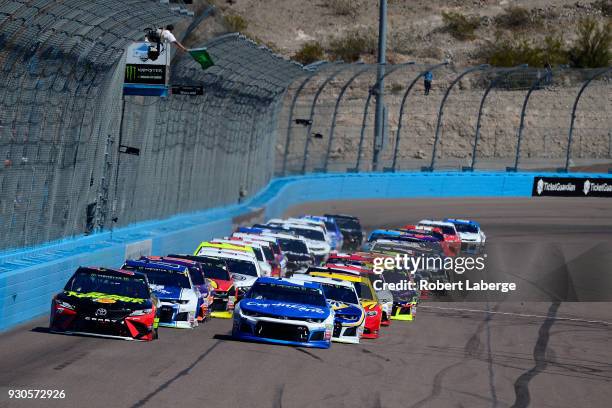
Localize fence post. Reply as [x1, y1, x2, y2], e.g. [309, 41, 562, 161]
[390, 62, 448, 172]
[324, 66, 371, 172]
[512, 66, 567, 171]
[471, 64, 527, 170]
[564, 67, 612, 172]
[428, 64, 489, 171]
[282, 69, 326, 176]
[302, 65, 357, 174]
[354, 62, 414, 172]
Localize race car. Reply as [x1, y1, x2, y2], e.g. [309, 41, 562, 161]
[122, 260, 201, 329]
[141, 256, 214, 322]
[301, 215, 344, 250]
[49, 267, 159, 341]
[417, 220, 462, 256]
[195, 246, 262, 299]
[381, 268, 419, 321]
[307, 267, 383, 339]
[323, 261, 393, 327]
[444, 218, 486, 254]
[233, 231, 288, 275]
[292, 274, 365, 344]
[168, 254, 237, 318]
[232, 277, 334, 349]
[324, 214, 364, 250]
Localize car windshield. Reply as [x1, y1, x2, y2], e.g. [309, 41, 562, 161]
[321, 283, 358, 304]
[66, 270, 150, 299]
[421, 223, 455, 235]
[259, 246, 275, 261]
[278, 238, 309, 254]
[382, 269, 407, 284]
[250, 247, 263, 261]
[249, 282, 327, 307]
[334, 218, 361, 230]
[123, 266, 191, 289]
[225, 259, 258, 277]
[324, 221, 337, 232]
[167, 255, 231, 281]
[353, 281, 375, 301]
[285, 227, 325, 241]
[163, 261, 204, 285]
[186, 267, 205, 285]
[455, 224, 479, 233]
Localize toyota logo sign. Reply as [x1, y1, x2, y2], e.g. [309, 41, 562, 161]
[95, 308, 108, 317]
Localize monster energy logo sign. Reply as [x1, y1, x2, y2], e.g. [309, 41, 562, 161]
[125, 64, 166, 85]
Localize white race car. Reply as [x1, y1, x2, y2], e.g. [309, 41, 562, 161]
[444, 218, 486, 253]
[292, 274, 365, 344]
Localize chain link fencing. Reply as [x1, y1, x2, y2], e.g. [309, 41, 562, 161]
[0, 1, 308, 251]
[276, 64, 612, 175]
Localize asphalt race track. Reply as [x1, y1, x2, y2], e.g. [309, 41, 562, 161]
[1, 198, 611, 408]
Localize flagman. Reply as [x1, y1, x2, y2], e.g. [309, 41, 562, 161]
[158, 25, 188, 52]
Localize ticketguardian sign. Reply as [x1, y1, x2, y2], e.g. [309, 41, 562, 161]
[532, 176, 612, 197]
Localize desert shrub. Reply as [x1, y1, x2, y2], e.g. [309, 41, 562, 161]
[390, 83, 403, 94]
[293, 41, 325, 65]
[494, 6, 537, 30]
[224, 14, 248, 32]
[441, 11, 481, 40]
[569, 18, 611, 68]
[592, 0, 612, 17]
[328, 0, 361, 18]
[480, 32, 569, 67]
[328, 30, 376, 62]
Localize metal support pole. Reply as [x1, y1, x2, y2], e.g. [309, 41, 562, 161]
[429, 64, 489, 171]
[354, 62, 414, 171]
[110, 96, 126, 236]
[324, 66, 371, 172]
[301, 65, 356, 174]
[512, 66, 567, 171]
[471, 64, 527, 170]
[281, 68, 327, 176]
[390, 62, 448, 171]
[372, 0, 387, 171]
[564, 67, 612, 172]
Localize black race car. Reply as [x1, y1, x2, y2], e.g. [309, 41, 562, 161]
[49, 267, 159, 341]
[324, 214, 364, 250]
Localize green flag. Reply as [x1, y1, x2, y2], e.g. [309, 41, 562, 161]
[189, 48, 214, 70]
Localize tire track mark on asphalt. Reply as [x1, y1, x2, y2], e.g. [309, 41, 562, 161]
[294, 347, 323, 361]
[409, 301, 502, 408]
[272, 383, 285, 408]
[510, 301, 561, 408]
[130, 340, 221, 408]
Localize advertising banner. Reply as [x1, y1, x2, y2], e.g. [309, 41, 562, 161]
[532, 176, 612, 197]
[123, 41, 169, 97]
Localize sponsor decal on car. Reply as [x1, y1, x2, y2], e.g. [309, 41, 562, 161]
[64, 291, 147, 304]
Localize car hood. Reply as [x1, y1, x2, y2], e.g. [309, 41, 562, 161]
[229, 273, 257, 288]
[328, 301, 363, 318]
[59, 291, 152, 310]
[241, 299, 331, 320]
[209, 279, 233, 292]
[458, 232, 480, 241]
[149, 284, 185, 300]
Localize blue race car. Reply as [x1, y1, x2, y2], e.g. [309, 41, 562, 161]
[232, 277, 335, 348]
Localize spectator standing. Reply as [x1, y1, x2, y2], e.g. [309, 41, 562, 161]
[424, 71, 433, 95]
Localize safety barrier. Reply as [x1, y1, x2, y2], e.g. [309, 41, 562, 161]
[1, 171, 609, 331]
